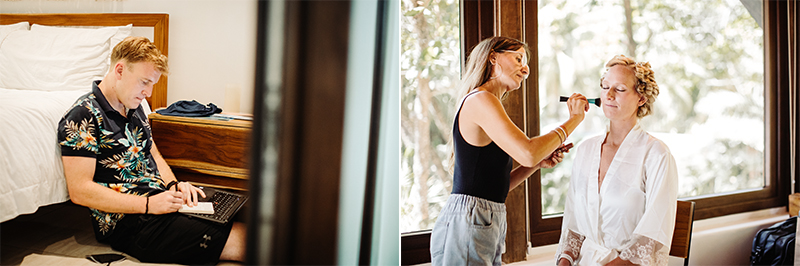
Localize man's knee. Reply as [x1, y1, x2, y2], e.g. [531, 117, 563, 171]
[220, 222, 246, 261]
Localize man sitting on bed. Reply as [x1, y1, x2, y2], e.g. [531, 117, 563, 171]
[57, 36, 245, 264]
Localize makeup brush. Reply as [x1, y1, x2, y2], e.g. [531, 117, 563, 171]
[559, 96, 601, 107]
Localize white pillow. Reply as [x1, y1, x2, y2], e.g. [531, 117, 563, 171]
[0, 24, 132, 91]
[0, 22, 29, 46]
[30, 24, 133, 54]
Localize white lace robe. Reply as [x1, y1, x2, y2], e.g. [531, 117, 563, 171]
[556, 125, 678, 266]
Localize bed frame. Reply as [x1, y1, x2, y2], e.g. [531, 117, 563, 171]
[0, 13, 170, 110]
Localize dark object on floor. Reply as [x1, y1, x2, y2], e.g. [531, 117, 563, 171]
[86, 253, 126, 265]
[156, 100, 222, 117]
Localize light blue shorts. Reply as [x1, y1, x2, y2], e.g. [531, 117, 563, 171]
[430, 194, 507, 266]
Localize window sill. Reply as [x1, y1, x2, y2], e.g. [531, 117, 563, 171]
[512, 207, 788, 266]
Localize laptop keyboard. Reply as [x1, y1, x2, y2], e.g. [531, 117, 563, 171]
[193, 190, 243, 223]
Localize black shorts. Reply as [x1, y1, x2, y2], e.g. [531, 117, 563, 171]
[100, 213, 233, 265]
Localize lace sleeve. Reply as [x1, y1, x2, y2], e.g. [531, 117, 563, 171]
[617, 235, 669, 266]
[556, 229, 585, 265]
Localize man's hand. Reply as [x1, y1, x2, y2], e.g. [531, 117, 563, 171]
[175, 182, 206, 207]
[148, 190, 184, 214]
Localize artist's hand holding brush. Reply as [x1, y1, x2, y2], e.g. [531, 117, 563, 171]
[535, 93, 588, 170]
[565, 93, 590, 121]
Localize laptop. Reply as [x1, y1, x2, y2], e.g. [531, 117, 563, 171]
[181, 186, 248, 224]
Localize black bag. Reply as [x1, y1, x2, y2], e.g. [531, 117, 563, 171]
[751, 216, 796, 266]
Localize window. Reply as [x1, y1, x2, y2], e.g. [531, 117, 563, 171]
[537, 0, 764, 216]
[529, 0, 791, 247]
[400, 0, 460, 233]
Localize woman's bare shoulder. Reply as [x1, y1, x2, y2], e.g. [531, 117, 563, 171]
[462, 91, 503, 113]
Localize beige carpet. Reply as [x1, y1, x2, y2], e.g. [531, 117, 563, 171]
[20, 253, 180, 266]
[4, 203, 242, 266]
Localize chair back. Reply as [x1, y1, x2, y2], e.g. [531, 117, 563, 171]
[669, 200, 695, 262]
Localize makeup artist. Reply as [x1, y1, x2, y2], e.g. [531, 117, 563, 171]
[429, 36, 589, 266]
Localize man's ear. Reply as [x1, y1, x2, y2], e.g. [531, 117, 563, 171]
[113, 62, 125, 80]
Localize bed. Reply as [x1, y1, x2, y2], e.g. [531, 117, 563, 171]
[0, 13, 169, 222]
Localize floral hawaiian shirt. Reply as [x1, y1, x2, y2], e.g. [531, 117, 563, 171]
[58, 80, 167, 239]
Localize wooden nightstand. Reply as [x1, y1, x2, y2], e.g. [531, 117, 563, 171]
[148, 113, 251, 191]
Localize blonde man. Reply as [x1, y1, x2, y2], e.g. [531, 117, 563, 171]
[58, 37, 244, 264]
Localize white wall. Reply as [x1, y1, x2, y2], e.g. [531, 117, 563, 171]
[0, 0, 258, 114]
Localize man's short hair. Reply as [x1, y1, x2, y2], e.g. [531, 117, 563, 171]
[111, 36, 169, 74]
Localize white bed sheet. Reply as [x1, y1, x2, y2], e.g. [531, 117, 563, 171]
[0, 87, 89, 222]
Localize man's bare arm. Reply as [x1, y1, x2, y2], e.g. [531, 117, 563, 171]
[62, 156, 182, 214]
[150, 142, 178, 186]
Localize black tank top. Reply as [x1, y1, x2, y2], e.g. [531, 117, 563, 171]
[451, 91, 512, 203]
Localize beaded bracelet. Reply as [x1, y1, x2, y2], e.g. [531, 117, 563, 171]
[553, 129, 564, 143]
[166, 180, 178, 190]
[557, 125, 568, 140]
[554, 125, 566, 142]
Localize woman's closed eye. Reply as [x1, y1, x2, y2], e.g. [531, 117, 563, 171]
[601, 86, 625, 92]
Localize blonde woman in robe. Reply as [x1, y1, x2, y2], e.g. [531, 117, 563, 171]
[555, 55, 679, 266]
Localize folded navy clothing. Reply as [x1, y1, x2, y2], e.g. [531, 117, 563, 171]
[156, 100, 223, 117]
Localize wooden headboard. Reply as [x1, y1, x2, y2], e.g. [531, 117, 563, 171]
[0, 13, 170, 110]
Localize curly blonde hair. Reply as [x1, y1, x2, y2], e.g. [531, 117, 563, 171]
[600, 54, 658, 118]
